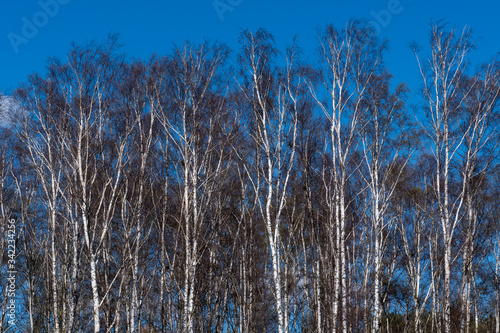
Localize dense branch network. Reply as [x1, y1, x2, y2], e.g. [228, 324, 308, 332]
[1, 21, 500, 333]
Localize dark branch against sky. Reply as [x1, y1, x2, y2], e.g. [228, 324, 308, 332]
[2, 6, 500, 331]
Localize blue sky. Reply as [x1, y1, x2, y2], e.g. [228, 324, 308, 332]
[1, 0, 500, 94]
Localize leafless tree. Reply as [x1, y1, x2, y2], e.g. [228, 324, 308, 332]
[414, 23, 474, 333]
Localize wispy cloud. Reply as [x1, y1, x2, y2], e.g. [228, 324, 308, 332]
[0, 96, 19, 128]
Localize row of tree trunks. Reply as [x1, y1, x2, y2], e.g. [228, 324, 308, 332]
[1, 21, 500, 332]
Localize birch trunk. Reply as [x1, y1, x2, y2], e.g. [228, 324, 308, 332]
[236, 30, 300, 332]
[413, 25, 473, 333]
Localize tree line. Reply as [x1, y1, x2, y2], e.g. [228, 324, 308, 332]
[1, 21, 500, 333]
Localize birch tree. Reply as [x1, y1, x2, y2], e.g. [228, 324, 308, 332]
[236, 29, 301, 333]
[18, 76, 68, 333]
[311, 21, 382, 332]
[394, 160, 434, 333]
[359, 70, 411, 332]
[163, 41, 230, 333]
[44, 38, 129, 332]
[456, 59, 500, 333]
[414, 23, 473, 333]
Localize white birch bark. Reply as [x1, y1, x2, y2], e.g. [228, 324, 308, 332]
[413, 25, 473, 333]
[21, 97, 62, 333]
[311, 22, 386, 332]
[235, 30, 301, 332]
[161, 42, 229, 332]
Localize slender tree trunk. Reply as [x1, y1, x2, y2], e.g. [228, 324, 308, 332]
[51, 201, 60, 333]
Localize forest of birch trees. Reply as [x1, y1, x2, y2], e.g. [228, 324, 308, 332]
[2, 21, 500, 333]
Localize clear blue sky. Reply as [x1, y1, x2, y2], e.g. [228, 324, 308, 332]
[1, 0, 500, 94]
